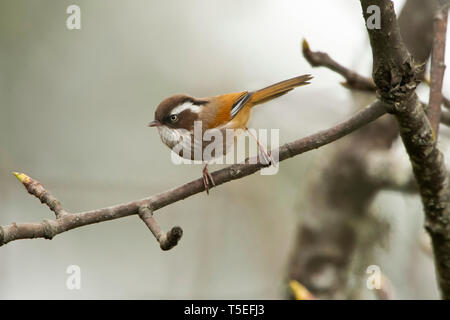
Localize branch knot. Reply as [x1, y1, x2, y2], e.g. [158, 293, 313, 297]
[42, 219, 56, 240]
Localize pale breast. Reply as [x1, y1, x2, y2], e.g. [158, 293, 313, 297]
[158, 126, 182, 149]
[157, 125, 242, 162]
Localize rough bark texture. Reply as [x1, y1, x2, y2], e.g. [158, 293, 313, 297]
[360, 0, 450, 299]
[287, 0, 436, 299]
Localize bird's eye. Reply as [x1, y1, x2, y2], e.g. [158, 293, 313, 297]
[170, 114, 178, 123]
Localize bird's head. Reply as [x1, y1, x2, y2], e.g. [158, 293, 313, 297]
[149, 94, 208, 131]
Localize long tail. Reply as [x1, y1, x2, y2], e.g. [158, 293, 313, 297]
[250, 74, 312, 106]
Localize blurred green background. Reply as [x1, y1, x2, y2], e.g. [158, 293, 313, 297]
[1, 0, 449, 299]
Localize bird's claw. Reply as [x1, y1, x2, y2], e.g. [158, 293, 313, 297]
[260, 150, 273, 166]
[202, 165, 215, 195]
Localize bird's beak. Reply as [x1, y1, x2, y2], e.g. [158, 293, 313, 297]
[148, 120, 161, 127]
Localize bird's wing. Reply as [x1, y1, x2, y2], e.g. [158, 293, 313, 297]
[230, 91, 253, 119]
[204, 91, 250, 129]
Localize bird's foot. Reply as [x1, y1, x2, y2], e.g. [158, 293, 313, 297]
[202, 164, 215, 195]
[259, 149, 273, 166]
[245, 127, 273, 166]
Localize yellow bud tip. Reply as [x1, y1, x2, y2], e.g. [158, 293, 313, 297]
[12, 172, 30, 184]
[302, 38, 310, 51]
[289, 280, 314, 300]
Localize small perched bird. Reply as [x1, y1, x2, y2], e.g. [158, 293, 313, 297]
[149, 74, 312, 193]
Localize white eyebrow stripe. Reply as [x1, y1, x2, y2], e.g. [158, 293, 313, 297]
[170, 101, 202, 115]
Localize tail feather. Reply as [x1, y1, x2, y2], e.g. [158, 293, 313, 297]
[250, 74, 312, 106]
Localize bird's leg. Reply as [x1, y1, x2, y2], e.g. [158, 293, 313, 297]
[202, 163, 215, 195]
[202, 169, 209, 195]
[245, 127, 272, 165]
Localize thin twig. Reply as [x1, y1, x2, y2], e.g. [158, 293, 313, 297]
[424, 76, 450, 111]
[427, 3, 449, 138]
[0, 101, 387, 248]
[138, 206, 182, 251]
[12, 172, 67, 219]
[302, 39, 377, 91]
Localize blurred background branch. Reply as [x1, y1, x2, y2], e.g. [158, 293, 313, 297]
[427, 2, 449, 137]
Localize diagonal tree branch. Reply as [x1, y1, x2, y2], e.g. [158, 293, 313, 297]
[360, 0, 450, 299]
[0, 101, 387, 249]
